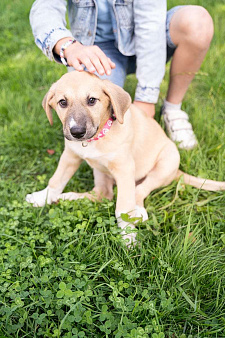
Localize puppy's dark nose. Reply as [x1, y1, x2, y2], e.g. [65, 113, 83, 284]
[70, 125, 86, 139]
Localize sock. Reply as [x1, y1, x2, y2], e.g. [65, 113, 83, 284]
[164, 100, 182, 111]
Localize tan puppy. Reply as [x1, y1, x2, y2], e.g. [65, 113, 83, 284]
[26, 71, 225, 245]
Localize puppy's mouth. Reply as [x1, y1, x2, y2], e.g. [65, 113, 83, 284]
[87, 128, 99, 140]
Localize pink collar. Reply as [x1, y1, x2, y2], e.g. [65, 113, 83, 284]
[87, 117, 114, 142]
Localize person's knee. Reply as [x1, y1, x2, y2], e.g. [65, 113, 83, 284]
[173, 6, 214, 51]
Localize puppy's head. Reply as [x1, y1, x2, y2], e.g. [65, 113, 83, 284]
[42, 71, 131, 141]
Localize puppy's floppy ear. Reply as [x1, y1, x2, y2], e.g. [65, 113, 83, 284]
[42, 82, 57, 125]
[102, 80, 131, 124]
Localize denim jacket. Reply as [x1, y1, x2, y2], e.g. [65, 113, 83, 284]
[30, 0, 167, 103]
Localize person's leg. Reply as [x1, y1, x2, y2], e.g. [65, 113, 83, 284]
[163, 6, 214, 149]
[167, 5, 214, 103]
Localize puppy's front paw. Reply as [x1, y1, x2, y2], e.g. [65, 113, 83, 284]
[135, 205, 148, 221]
[26, 187, 59, 207]
[115, 207, 148, 247]
[115, 211, 137, 247]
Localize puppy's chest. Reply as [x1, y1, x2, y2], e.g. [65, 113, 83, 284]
[68, 141, 115, 173]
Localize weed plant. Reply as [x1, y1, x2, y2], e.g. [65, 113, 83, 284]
[0, 0, 225, 337]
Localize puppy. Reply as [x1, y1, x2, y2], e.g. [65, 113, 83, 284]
[26, 71, 225, 245]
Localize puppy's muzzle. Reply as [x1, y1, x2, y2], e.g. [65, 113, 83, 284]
[70, 125, 86, 139]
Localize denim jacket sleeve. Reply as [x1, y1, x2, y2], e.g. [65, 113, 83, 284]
[133, 0, 167, 104]
[30, 0, 73, 61]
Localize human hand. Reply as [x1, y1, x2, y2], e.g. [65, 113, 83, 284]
[54, 38, 115, 76]
[133, 101, 155, 118]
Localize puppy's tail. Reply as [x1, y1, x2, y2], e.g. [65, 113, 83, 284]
[176, 170, 225, 191]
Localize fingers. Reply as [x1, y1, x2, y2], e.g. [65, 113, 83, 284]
[81, 56, 97, 73]
[71, 58, 84, 72]
[108, 57, 116, 69]
[93, 47, 115, 75]
[65, 43, 116, 76]
[88, 56, 105, 75]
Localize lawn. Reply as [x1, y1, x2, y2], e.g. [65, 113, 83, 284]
[0, 0, 225, 337]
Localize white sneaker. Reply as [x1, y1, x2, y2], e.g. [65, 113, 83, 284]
[161, 107, 198, 150]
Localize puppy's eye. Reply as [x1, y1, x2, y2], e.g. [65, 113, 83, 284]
[58, 99, 68, 108]
[88, 97, 97, 106]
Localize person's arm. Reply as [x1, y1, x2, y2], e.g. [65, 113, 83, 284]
[30, 0, 115, 75]
[30, 0, 73, 61]
[133, 0, 167, 115]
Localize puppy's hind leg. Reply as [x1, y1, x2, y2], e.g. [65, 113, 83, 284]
[59, 168, 114, 202]
[135, 142, 180, 212]
[92, 168, 114, 200]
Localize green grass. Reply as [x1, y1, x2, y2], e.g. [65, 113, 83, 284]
[0, 0, 225, 337]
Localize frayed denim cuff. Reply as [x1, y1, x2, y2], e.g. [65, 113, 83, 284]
[134, 84, 160, 104]
[40, 28, 74, 62]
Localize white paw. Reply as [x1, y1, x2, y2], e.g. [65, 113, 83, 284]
[115, 207, 148, 247]
[120, 229, 137, 247]
[58, 192, 83, 201]
[135, 205, 148, 221]
[25, 187, 59, 207]
[115, 211, 137, 247]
